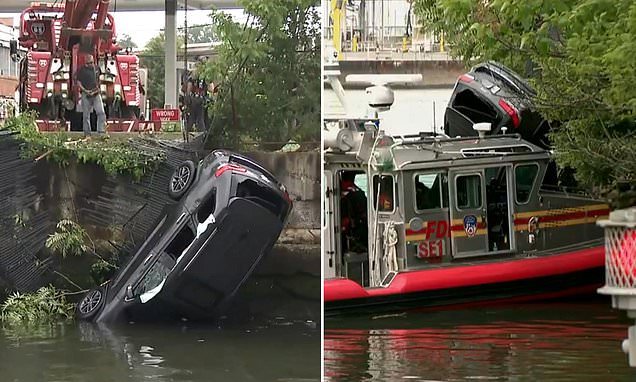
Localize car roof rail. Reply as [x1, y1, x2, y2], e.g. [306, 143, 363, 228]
[473, 61, 536, 97]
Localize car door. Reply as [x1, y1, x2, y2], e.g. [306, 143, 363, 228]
[449, 169, 489, 258]
[173, 197, 284, 312]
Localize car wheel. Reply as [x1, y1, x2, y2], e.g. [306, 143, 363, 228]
[77, 287, 105, 321]
[168, 160, 196, 200]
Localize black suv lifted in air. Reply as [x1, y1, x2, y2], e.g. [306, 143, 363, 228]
[444, 61, 551, 148]
[76, 150, 292, 322]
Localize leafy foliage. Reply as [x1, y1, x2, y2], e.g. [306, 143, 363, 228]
[0, 286, 74, 325]
[45, 220, 90, 258]
[45, 219, 119, 286]
[196, 0, 321, 150]
[187, 24, 218, 44]
[2, 112, 165, 180]
[90, 259, 117, 284]
[414, 0, 636, 204]
[117, 33, 138, 50]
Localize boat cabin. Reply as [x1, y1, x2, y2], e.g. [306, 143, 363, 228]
[323, 118, 609, 289]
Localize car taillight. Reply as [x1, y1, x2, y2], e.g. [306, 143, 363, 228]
[214, 163, 247, 177]
[283, 190, 292, 204]
[498, 99, 520, 128]
[459, 74, 474, 83]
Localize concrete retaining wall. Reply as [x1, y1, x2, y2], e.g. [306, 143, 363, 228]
[331, 59, 466, 89]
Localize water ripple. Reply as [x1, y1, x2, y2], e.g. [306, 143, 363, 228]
[325, 302, 634, 382]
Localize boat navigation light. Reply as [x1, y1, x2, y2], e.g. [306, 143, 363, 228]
[473, 122, 492, 138]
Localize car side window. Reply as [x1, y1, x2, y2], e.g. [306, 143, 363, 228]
[165, 224, 196, 260]
[197, 189, 216, 224]
[133, 252, 174, 296]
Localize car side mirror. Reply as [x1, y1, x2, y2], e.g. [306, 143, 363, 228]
[125, 285, 134, 301]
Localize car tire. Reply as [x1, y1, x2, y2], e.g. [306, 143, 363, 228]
[77, 287, 105, 321]
[168, 160, 196, 200]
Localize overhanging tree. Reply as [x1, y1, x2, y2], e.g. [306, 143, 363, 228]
[415, 0, 636, 206]
[196, 0, 321, 150]
[117, 33, 137, 50]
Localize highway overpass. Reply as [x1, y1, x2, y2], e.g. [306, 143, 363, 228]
[0, 1, 240, 12]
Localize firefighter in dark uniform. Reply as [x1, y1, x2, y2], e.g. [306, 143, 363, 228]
[181, 70, 209, 132]
[340, 172, 368, 253]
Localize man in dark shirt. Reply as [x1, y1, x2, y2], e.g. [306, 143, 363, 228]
[77, 54, 106, 135]
[182, 70, 208, 132]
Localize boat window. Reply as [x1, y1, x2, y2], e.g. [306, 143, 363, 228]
[372, 174, 395, 213]
[165, 224, 196, 261]
[515, 164, 539, 204]
[197, 189, 216, 224]
[354, 173, 367, 194]
[133, 251, 174, 296]
[456, 174, 482, 209]
[415, 173, 442, 210]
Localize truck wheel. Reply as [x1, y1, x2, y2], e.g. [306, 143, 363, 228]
[77, 287, 105, 321]
[168, 160, 196, 200]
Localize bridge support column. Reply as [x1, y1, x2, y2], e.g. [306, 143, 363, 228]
[164, 0, 177, 108]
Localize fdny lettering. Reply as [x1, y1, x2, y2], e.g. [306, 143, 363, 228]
[416, 240, 444, 258]
[426, 220, 448, 239]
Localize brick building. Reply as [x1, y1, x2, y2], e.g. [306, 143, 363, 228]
[0, 18, 18, 99]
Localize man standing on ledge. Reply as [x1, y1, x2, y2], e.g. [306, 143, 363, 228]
[77, 54, 106, 136]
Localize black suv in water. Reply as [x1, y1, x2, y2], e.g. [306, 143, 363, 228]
[444, 61, 551, 148]
[77, 150, 292, 322]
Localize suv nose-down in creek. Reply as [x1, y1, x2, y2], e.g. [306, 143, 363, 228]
[76, 150, 292, 322]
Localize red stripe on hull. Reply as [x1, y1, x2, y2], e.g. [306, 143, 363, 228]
[324, 246, 604, 302]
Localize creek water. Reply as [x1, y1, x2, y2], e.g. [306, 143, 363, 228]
[325, 301, 636, 381]
[0, 319, 319, 382]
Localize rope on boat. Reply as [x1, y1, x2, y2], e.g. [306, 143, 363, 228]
[382, 221, 399, 277]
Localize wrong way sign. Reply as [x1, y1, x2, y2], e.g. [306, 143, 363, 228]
[151, 108, 180, 121]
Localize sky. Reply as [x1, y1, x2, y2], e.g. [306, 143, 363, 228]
[0, 9, 246, 49]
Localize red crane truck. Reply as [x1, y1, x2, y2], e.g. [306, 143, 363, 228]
[15, 0, 143, 132]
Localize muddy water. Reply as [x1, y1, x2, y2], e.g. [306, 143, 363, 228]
[0, 319, 319, 382]
[325, 301, 636, 381]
